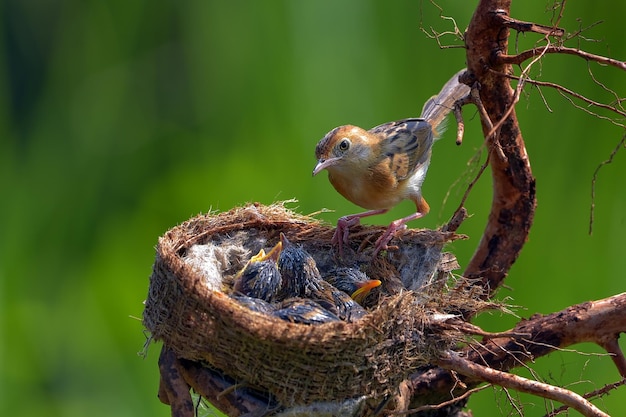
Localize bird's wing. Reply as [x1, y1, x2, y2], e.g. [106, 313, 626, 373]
[370, 118, 434, 181]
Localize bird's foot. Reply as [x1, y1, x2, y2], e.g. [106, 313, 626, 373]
[373, 221, 408, 256]
[331, 215, 362, 255]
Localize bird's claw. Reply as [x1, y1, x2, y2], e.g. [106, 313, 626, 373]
[331, 215, 361, 255]
[373, 221, 407, 256]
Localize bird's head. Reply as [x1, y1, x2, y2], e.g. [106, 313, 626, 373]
[277, 233, 322, 297]
[326, 268, 382, 304]
[313, 125, 373, 176]
[234, 240, 282, 281]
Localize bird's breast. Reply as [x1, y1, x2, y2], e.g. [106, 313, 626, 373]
[328, 167, 407, 210]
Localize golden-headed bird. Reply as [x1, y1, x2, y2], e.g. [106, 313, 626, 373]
[313, 70, 470, 254]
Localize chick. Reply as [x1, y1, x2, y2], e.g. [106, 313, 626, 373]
[275, 234, 322, 300]
[275, 298, 340, 325]
[231, 294, 276, 315]
[233, 241, 283, 302]
[277, 234, 368, 322]
[325, 268, 382, 305]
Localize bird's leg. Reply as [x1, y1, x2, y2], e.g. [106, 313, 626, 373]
[373, 198, 430, 256]
[332, 209, 388, 255]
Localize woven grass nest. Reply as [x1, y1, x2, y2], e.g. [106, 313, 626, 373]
[143, 201, 475, 410]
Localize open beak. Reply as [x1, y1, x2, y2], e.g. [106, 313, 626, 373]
[248, 248, 268, 263]
[351, 279, 382, 304]
[263, 240, 283, 262]
[234, 248, 266, 280]
[237, 241, 283, 279]
[312, 157, 340, 176]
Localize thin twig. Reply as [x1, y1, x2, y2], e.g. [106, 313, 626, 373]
[487, 43, 551, 141]
[497, 71, 626, 121]
[419, 0, 465, 48]
[452, 153, 490, 218]
[390, 385, 490, 415]
[589, 133, 626, 234]
[545, 379, 626, 417]
[497, 46, 626, 71]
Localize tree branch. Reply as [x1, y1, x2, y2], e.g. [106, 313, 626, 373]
[462, 0, 537, 295]
[497, 46, 626, 71]
[495, 13, 565, 37]
[436, 351, 610, 417]
[401, 293, 626, 413]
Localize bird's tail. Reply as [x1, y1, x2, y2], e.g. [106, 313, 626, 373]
[420, 69, 470, 137]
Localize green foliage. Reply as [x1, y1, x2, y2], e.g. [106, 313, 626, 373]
[1, 1, 624, 416]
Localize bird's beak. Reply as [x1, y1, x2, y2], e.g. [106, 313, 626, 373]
[244, 240, 283, 270]
[279, 232, 292, 248]
[264, 240, 283, 262]
[249, 249, 267, 263]
[312, 157, 340, 176]
[235, 248, 267, 280]
[351, 279, 382, 304]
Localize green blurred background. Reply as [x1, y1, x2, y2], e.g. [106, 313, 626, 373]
[1, 1, 624, 416]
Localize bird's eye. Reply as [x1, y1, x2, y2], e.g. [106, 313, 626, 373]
[338, 138, 351, 151]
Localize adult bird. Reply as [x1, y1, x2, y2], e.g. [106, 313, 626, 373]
[313, 69, 470, 255]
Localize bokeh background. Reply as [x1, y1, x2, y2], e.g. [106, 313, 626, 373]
[1, 1, 625, 416]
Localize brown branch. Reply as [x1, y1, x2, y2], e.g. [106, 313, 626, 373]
[419, 0, 465, 48]
[436, 351, 610, 417]
[462, 0, 537, 295]
[452, 93, 471, 145]
[497, 46, 626, 71]
[401, 293, 626, 412]
[157, 347, 195, 417]
[157, 346, 280, 417]
[496, 13, 565, 37]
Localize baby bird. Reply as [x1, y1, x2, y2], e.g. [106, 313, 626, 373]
[231, 294, 276, 315]
[275, 234, 323, 300]
[313, 69, 470, 255]
[233, 241, 283, 302]
[274, 298, 340, 325]
[277, 233, 368, 322]
[325, 268, 381, 305]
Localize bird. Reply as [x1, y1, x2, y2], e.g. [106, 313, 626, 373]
[232, 234, 377, 323]
[324, 268, 382, 305]
[232, 241, 283, 302]
[277, 233, 369, 322]
[274, 298, 340, 325]
[231, 294, 276, 315]
[312, 69, 470, 255]
[314, 282, 368, 322]
[275, 233, 322, 300]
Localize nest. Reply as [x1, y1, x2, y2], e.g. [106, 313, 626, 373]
[143, 202, 472, 410]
